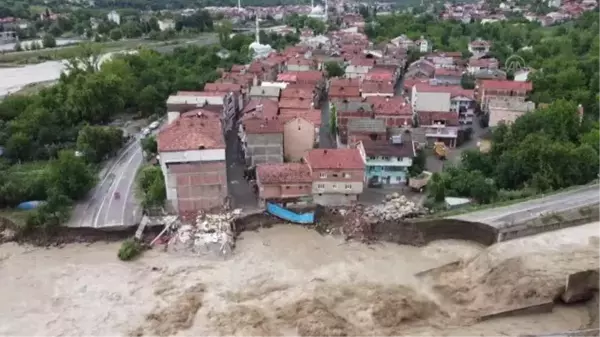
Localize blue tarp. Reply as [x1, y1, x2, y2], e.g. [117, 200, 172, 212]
[16, 200, 44, 210]
[266, 202, 314, 224]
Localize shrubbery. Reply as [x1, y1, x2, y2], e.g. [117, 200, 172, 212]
[118, 238, 145, 261]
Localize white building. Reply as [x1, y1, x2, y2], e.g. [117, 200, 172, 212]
[107, 10, 120, 25]
[158, 19, 175, 31]
[249, 16, 273, 59]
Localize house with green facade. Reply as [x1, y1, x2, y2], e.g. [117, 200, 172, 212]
[355, 133, 417, 185]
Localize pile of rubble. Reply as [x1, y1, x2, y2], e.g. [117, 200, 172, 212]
[167, 209, 241, 258]
[363, 193, 425, 222]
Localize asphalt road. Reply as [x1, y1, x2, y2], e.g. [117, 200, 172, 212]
[450, 184, 600, 228]
[67, 137, 143, 228]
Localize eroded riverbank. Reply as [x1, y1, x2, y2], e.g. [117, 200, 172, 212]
[0, 222, 598, 336]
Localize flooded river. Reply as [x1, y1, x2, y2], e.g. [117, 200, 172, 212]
[0, 223, 597, 336]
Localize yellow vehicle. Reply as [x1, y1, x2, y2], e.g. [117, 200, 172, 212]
[433, 142, 447, 160]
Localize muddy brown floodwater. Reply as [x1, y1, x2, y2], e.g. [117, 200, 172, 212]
[0, 223, 598, 336]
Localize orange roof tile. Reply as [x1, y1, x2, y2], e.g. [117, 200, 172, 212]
[158, 110, 224, 152]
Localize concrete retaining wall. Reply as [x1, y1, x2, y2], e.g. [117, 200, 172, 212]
[562, 269, 599, 303]
[497, 205, 599, 242]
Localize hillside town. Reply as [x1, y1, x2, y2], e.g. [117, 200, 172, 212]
[155, 4, 575, 216]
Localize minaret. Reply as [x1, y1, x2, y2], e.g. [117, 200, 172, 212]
[311, 0, 314, 9]
[324, 0, 328, 20]
[255, 15, 260, 44]
[237, 0, 241, 10]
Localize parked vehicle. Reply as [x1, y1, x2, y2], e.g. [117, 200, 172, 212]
[142, 128, 151, 137]
[408, 171, 432, 192]
[149, 121, 159, 130]
[433, 142, 447, 160]
[114, 192, 121, 200]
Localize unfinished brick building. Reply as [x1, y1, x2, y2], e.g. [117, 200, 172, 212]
[158, 109, 228, 213]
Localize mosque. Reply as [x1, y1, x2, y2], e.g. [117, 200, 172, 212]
[307, 0, 328, 21]
[248, 16, 274, 59]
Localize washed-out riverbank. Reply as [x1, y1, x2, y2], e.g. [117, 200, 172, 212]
[0, 222, 597, 336]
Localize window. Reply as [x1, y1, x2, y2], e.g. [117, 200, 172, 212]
[382, 156, 390, 160]
[332, 184, 337, 189]
[396, 176, 402, 182]
[345, 184, 352, 190]
[344, 173, 351, 179]
[317, 184, 325, 189]
[319, 172, 327, 179]
[332, 173, 339, 178]
[286, 186, 290, 189]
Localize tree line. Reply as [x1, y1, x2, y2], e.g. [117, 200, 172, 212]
[0, 42, 235, 230]
[365, 10, 599, 206]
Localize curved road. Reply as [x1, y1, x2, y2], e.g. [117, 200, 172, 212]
[450, 184, 600, 228]
[69, 135, 145, 228]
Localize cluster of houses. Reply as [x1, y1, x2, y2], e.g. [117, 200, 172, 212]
[439, 0, 597, 25]
[155, 10, 541, 214]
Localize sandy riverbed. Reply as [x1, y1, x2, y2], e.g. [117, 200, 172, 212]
[0, 223, 598, 336]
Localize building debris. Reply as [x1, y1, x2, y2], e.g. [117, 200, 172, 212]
[363, 193, 425, 221]
[167, 209, 240, 258]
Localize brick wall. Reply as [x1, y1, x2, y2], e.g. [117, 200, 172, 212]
[170, 161, 228, 213]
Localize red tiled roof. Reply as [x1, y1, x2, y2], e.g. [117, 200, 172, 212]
[287, 57, 311, 66]
[329, 85, 361, 98]
[243, 118, 284, 134]
[241, 99, 279, 121]
[414, 83, 475, 100]
[281, 86, 313, 99]
[366, 96, 411, 116]
[231, 64, 246, 73]
[295, 71, 324, 83]
[481, 79, 533, 91]
[468, 58, 498, 68]
[350, 57, 375, 67]
[361, 81, 394, 94]
[330, 77, 360, 88]
[203, 83, 242, 93]
[434, 68, 463, 77]
[176, 91, 227, 97]
[279, 97, 313, 109]
[418, 110, 459, 126]
[277, 72, 297, 82]
[158, 110, 224, 152]
[305, 148, 364, 170]
[403, 78, 429, 90]
[257, 163, 312, 184]
[279, 108, 322, 126]
[365, 69, 394, 82]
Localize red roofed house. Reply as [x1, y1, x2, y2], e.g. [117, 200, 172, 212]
[360, 81, 394, 98]
[158, 110, 228, 213]
[477, 79, 533, 104]
[365, 68, 396, 83]
[240, 99, 279, 122]
[279, 108, 322, 161]
[433, 67, 463, 85]
[304, 148, 365, 206]
[366, 96, 412, 127]
[239, 117, 284, 166]
[256, 163, 313, 207]
[328, 85, 362, 102]
[281, 86, 318, 108]
[166, 90, 238, 132]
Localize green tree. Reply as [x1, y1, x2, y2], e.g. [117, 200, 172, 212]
[14, 42, 22, 52]
[121, 21, 143, 38]
[409, 148, 426, 177]
[76, 125, 124, 163]
[324, 61, 345, 78]
[47, 150, 95, 200]
[42, 34, 56, 48]
[138, 85, 165, 117]
[109, 28, 123, 41]
[460, 74, 475, 89]
[137, 165, 165, 209]
[140, 136, 158, 157]
[48, 22, 63, 37]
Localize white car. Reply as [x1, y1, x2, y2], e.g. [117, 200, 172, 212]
[142, 128, 151, 137]
[149, 121, 159, 130]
